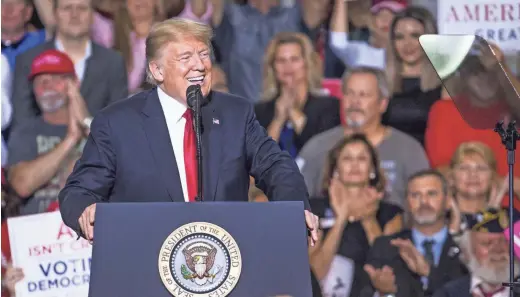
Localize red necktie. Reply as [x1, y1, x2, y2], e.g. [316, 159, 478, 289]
[183, 109, 197, 202]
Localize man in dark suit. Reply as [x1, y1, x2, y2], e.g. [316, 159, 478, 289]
[58, 18, 318, 245]
[361, 169, 468, 297]
[433, 208, 520, 297]
[11, 0, 128, 128]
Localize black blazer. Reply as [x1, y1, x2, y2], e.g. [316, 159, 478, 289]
[360, 229, 468, 297]
[11, 40, 128, 127]
[59, 89, 310, 236]
[254, 93, 341, 153]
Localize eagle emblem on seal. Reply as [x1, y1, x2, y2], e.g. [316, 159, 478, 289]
[181, 241, 223, 286]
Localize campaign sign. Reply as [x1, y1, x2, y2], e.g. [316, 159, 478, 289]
[438, 0, 520, 53]
[7, 211, 92, 297]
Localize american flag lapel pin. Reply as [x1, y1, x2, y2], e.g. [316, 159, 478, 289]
[212, 118, 220, 125]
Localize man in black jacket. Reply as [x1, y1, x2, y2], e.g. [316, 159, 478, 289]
[361, 169, 468, 297]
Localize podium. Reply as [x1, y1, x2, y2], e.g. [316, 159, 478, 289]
[88, 201, 313, 297]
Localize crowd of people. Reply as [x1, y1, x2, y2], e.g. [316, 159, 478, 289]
[1, 0, 520, 296]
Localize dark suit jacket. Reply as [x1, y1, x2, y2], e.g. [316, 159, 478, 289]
[11, 40, 128, 127]
[360, 229, 468, 297]
[254, 93, 341, 153]
[59, 88, 310, 235]
[432, 276, 471, 297]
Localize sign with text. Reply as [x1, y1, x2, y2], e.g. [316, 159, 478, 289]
[438, 0, 520, 53]
[7, 211, 92, 297]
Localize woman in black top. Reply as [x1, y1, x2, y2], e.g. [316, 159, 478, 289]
[381, 7, 442, 145]
[308, 134, 403, 297]
[255, 32, 340, 158]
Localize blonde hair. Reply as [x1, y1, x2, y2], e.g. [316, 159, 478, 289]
[145, 18, 213, 85]
[386, 6, 440, 94]
[450, 141, 497, 172]
[261, 32, 323, 101]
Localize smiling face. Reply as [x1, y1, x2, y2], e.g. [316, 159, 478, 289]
[336, 141, 373, 187]
[32, 73, 70, 113]
[152, 37, 212, 103]
[452, 153, 493, 198]
[273, 42, 307, 88]
[393, 17, 425, 66]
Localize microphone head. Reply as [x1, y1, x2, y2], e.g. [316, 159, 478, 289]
[186, 85, 202, 109]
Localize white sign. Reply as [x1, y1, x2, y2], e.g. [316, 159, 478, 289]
[7, 211, 92, 297]
[438, 0, 520, 53]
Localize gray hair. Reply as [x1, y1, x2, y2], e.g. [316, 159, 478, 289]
[145, 18, 214, 85]
[341, 66, 390, 99]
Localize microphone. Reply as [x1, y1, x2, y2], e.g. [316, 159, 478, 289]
[186, 85, 204, 202]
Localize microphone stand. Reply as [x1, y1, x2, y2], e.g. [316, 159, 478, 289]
[494, 120, 520, 297]
[193, 95, 204, 202]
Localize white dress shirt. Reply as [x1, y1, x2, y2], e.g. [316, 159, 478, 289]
[157, 87, 190, 202]
[470, 276, 508, 297]
[55, 39, 92, 82]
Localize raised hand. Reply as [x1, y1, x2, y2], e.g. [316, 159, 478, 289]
[364, 264, 397, 294]
[329, 173, 351, 223]
[391, 238, 430, 277]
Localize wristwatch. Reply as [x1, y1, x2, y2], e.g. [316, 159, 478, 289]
[381, 294, 396, 297]
[82, 116, 93, 129]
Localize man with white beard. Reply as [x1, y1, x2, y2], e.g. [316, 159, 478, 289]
[433, 208, 520, 297]
[359, 169, 468, 297]
[7, 49, 90, 215]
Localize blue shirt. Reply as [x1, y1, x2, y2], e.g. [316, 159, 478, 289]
[411, 226, 448, 288]
[1, 29, 46, 70]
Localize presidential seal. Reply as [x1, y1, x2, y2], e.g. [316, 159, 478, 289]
[158, 222, 242, 297]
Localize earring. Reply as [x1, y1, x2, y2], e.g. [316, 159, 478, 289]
[369, 172, 376, 179]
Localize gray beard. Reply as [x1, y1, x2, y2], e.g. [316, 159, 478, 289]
[412, 213, 439, 225]
[345, 117, 365, 129]
[38, 92, 66, 113]
[195, 263, 206, 277]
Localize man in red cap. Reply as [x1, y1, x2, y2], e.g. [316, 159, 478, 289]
[6, 49, 90, 216]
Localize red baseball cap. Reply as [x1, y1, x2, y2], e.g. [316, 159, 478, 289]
[371, 0, 407, 13]
[28, 49, 76, 80]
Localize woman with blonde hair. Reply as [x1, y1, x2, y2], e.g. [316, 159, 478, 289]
[447, 142, 508, 237]
[255, 32, 340, 158]
[381, 6, 442, 146]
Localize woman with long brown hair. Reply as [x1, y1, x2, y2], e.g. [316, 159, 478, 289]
[381, 6, 442, 146]
[308, 134, 403, 297]
[255, 32, 340, 158]
[91, 0, 163, 94]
